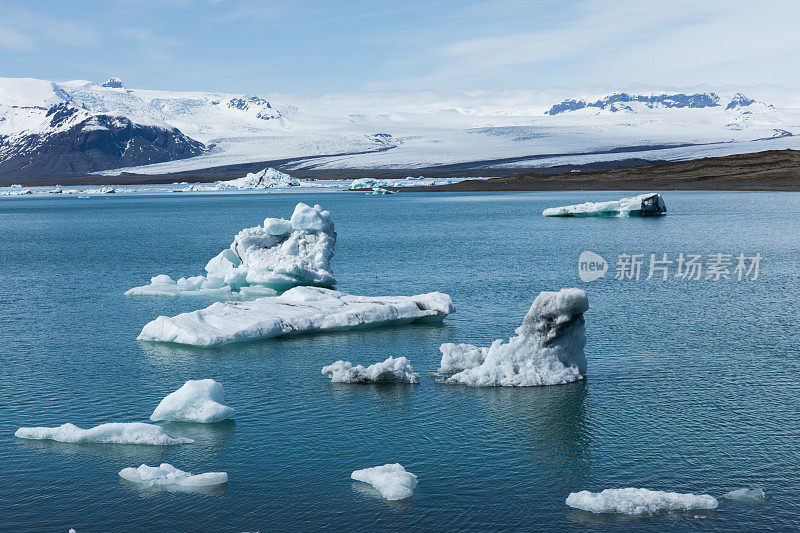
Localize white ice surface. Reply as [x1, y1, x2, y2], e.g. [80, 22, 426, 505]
[119, 463, 227, 489]
[138, 286, 454, 347]
[215, 168, 299, 189]
[351, 463, 418, 500]
[439, 288, 588, 386]
[543, 193, 666, 217]
[722, 487, 768, 502]
[322, 356, 420, 383]
[126, 202, 335, 296]
[566, 488, 718, 515]
[14, 422, 192, 445]
[150, 379, 234, 423]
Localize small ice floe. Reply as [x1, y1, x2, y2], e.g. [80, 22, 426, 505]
[126, 202, 336, 296]
[137, 286, 453, 347]
[322, 356, 420, 383]
[566, 488, 718, 516]
[150, 379, 234, 423]
[350, 178, 378, 189]
[83, 186, 117, 195]
[722, 487, 768, 502]
[438, 288, 588, 386]
[366, 187, 394, 196]
[119, 463, 227, 490]
[15, 422, 192, 445]
[351, 463, 418, 500]
[543, 193, 666, 217]
[215, 168, 300, 190]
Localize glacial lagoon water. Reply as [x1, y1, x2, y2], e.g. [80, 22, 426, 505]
[2, 190, 799, 532]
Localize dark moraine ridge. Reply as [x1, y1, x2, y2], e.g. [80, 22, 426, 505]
[400, 150, 800, 192]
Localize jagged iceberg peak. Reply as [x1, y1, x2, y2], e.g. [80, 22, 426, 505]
[215, 168, 300, 190]
[322, 356, 420, 383]
[351, 463, 418, 500]
[566, 488, 718, 515]
[438, 288, 588, 386]
[100, 76, 125, 89]
[14, 422, 192, 445]
[119, 463, 228, 490]
[126, 202, 336, 296]
[150, 379, 234, 423]
[542, 193, 666, 218]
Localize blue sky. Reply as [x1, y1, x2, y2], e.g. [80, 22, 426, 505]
[1, 0, 799, 93]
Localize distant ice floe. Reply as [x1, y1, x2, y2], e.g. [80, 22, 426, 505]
[351, 463, 418, 500]
[542, 193, 666, 217]
[566, 488, 718, 515]
[366, 187, 394, 196]
[119, 463, 227, 489]
[126, 202, 336, 296]
[722, 487, 768, 502]
[215, 168, 301, 190]
[322, 356, 420, 383]
[137, 286, 454, 347]
[150, 379, 234, 423]
[438, 288, 588, 386]
[14, 422, 192, 445]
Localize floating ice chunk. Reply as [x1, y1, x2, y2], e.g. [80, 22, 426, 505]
[83, 186, 117, 195]
[543, 193, 666, 217]
[722, 487, 768, 502]
[150, 379, 234, 423]
[566, 488, 718, 515]
[126, 202, 336, 296]
[215, 168, 299, 190]
[351, 463, 418, 500]
[15, 422, 192, 445]
[439, 288, 588, 386]
[119, 463, 227, 489]
[366, 187, 394, 196]
[138, 286, 454, 347]
[322, 356, 420, 383]
[350, 178, 377, 189]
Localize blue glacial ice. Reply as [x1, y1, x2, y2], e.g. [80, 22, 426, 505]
[543, 193, 666, 217]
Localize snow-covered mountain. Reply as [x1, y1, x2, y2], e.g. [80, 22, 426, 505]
[1, 76, 800, 179]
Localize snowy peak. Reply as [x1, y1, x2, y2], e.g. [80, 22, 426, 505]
[546, 92, 722, 115]
[223, 95, 282, 121]
[101, 77, 125, 89]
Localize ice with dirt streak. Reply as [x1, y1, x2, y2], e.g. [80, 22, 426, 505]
[119, 463, 228, 489]
[438, 288, 588, 386]
[542, 193, 666, 217]
[322, 356, 420, 383]
[150, 379, 234, 423]
[351, 463, 418, 500]
[126, 202, 336, 296]
[14, 422, 192, 445]
[137, 286, 454, 347]
[566, 488, 718, 515]
[215, 167, 300, 189]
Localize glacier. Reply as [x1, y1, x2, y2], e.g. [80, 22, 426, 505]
[126, 202, 335, 296]
[722, 487, 768, 502]
[438, 288, 588, 386]
[322, 356, 420, 383]
[351, 463, 418, 500]
[566, 488, 718, 515]
[14, 422, 193, 445]
[542, 193, 666, 217]
[137, 286, 454, 347]
[119, 463, 228, 490]
[150, 379, 234, 423]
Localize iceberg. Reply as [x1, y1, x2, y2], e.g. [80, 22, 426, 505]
[138, 286, 454, 347]
[438, 288, 588, 386]
[150, 379, 234, 423]
[15, 422, 193, 445]
[351, 463, 418, 500]
[566, 488, 718, 515]
[126, 203, 336, 296]
[322, 356, 420, 383]
[722, 487, 768, 502]
[366, 187, 394, 196]
[543, 193, 666, 217]
[215, 167, 300, 189]
[350, 178, 378, 189]
[119, 463, 227, 489]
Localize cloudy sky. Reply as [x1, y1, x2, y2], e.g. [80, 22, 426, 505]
[1, 0, 799, 93]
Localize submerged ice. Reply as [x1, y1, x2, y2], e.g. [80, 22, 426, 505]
[543, 193, 666, 217]
[150, 379, 234, 423]
[351, 463, 418, 500]
[119, 463, 228, 489]
[138, 286, 454, 347]
[15, 422, 193, 445]
[322, 356, 420, 383]
[723, 487, 768, 502]
[438, 288, 588, 386]
[566, 488, 718, 515]
[126, 202, 336, 296]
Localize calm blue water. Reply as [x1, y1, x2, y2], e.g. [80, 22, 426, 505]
[1, 190, 799, 532]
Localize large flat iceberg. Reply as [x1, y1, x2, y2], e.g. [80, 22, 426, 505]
[438, 288, 588, 386]
[215, 167, 300, 190]
[119, 463, 228, 489]
[15, 422, 193, 445]
[351, 463, 418, 500]
[566, 488, 718, 515]
[150, 379, 234, 423]
[322, 356, 420, 383]
[543, 193, 666, 217]
[126, 203, 336, 296]
[138, 286, 454, 347]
